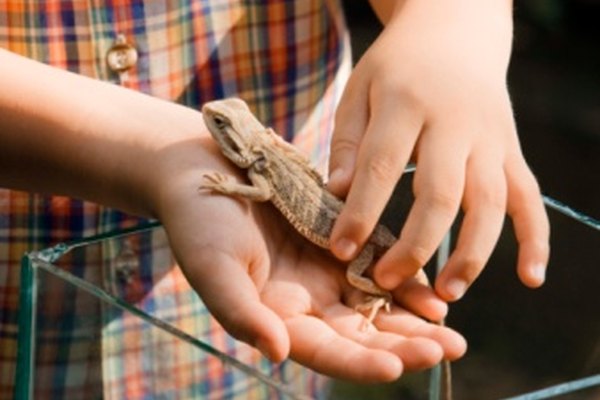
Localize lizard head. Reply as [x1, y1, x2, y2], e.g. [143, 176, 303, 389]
[202, 98, 265, 168]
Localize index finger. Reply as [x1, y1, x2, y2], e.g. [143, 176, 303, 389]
[330, 102, 422, 260]
[374, 127, 466, 289]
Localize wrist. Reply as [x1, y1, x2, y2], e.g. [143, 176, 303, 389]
[0, 50, 217, 218]
[375, 0, 514, 82]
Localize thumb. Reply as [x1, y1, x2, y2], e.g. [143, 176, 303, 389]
[180, 250, 290, 362]
[327, 134, 358, 197]
[327, 77, 369, 197]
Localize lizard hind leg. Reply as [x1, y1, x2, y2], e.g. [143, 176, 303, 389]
[346, 243, 390, 298]
[346, 244, 393, 330]
[355, 295, 392, 331]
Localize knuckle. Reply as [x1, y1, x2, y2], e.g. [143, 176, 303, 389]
[403, 244, 431, 269]
[374, 78, 426, 114]
[366, 152, 400, 186]
[486, 189, 507, 211]
[421, 188, 460, 215]
[329, 137, 359, 172]
[473, 182, 507, 212]
[330, 135, 360, 155]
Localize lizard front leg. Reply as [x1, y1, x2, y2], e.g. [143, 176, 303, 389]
[347, 243, 392, 330]
[200, 171, 272, 202]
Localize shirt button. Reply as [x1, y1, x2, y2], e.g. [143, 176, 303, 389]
[106, 34, 138, 73]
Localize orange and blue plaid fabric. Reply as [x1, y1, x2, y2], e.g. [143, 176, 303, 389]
[0, 0, 352, 398]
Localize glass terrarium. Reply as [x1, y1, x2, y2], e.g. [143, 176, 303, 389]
[15, 191, 600, 399]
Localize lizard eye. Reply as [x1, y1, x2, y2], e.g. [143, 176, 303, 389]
[213, 115, 228, 130]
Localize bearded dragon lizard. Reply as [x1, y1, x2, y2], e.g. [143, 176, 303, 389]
[199, 98, 394, 329]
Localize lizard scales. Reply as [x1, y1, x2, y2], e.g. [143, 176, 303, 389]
[200, 98, 394, 327]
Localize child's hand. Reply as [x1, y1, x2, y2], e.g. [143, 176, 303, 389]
[154, 134, 466, 382]
[0, 47, 467, 383]
[328, 0, 550, 301]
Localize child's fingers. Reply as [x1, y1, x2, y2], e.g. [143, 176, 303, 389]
[435, 151, 507, 300]
[505, 153, 550, 287]
[327, 73, 370, 197]
[374, 126, 466, 289]
[330, 94, 422, 261]
[180, 247, 290, 362]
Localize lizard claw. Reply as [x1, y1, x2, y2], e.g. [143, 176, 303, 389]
[199, 172, 232, 193]
[355, 295, 392, 331]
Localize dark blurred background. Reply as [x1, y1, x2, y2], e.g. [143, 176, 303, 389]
[332, 1, 600, 399]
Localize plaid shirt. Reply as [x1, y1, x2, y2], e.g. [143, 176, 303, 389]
[0, 1, 351, 398]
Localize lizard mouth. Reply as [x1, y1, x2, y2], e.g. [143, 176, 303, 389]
[221, 130, 241, 155]
[209, 115, 242, 155]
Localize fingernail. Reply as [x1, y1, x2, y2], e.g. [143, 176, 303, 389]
[446, 279, 467, 300]
[334, 237, 357, 260]
[530, 263, 546, 285]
